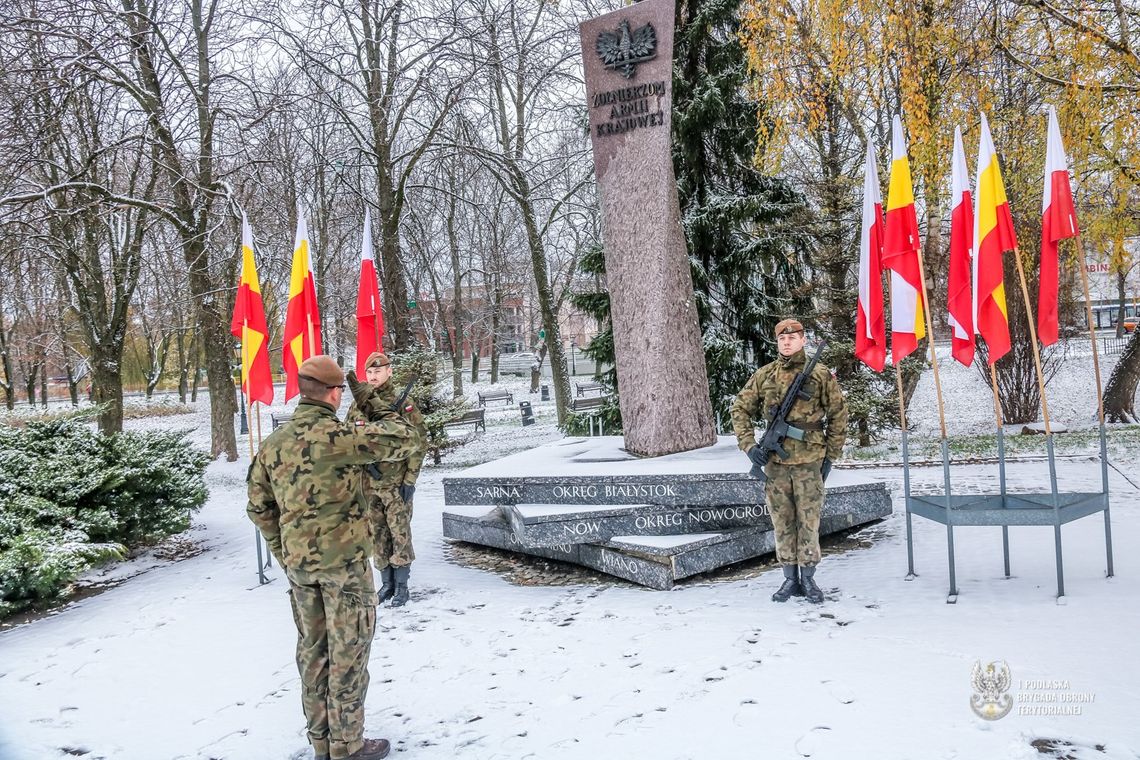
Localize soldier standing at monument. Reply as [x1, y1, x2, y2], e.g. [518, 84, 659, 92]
[247, 355, 421, 760]
[731, 319, 848, 604]
[346, 352, 427, 607]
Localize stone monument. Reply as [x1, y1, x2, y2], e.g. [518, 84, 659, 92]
[442, 437, 893, 590]
[581, 0, 717, 457]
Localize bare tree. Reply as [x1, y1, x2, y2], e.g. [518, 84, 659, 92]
[456, 0, 595, 423]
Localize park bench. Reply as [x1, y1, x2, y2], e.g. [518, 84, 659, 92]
[575, 381, 605, 397]
[444, 408, 486, 433]
[477, 389, 514, 407]
[569, 395, 608, 413]
[270, 413, 293, 430]
[570, 394, 610, 436]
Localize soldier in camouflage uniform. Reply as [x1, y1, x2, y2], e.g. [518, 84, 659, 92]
[248, 355, 421, 760]
[731, 319, 848, 604]
[345, 352, 427, 608]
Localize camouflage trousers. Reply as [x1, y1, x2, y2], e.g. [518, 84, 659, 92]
[371, 487, 415, 569]
[286, 560, 377, 760]
[764, 460, 824, 567]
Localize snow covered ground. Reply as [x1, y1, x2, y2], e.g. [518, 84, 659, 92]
[1, 362, 1138, 760]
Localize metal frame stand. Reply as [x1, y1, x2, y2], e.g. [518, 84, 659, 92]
[588, 413, 605, 437]
[904, 428, 1113, 603]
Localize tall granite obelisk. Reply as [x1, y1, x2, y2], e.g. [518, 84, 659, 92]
[580, 0, 717, 457]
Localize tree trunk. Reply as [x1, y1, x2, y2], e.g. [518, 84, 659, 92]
[91, 342, 124, 433]
[176, 327, 189, 403]
[0, 310, 13, 410]
[517, 192, 570, 423]
[190, 329, 201, 403]
[1116, 269, 1127, 338]
[65, 361, 79, 407]
[39, 358, 48, 407]
[185, 237, 237, 459]
[1104, 330, 1140, 422]
[447, 190, 464, 399]
[25, 364, 37, 406]
[489, 284, 501, 384]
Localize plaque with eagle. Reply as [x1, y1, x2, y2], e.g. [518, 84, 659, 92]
[595, 19, 657, 79]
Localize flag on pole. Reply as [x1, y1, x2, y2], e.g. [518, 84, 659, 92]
[882, 115, 925, 363]
[283, 206, 323, 401]
[856, 143, 886, 371]
[355, 209, 385, 376]
[1039, 105, 1079, 346]
[972, 113, 1014, 365]
[948, 126, 975, 366]
[229, 214, 274, 405]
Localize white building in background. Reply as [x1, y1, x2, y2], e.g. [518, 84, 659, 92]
[1086, 237, 1140, 329]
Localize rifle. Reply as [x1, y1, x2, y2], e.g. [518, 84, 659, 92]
[363, 376, 418, 481]
[390, 376, 418, 414]
[749, 340, 828, 482]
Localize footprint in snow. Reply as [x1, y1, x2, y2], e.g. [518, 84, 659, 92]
[732, 698, 761, 726]
[821, 679, 855, 704]
[795, 725, 833, 757]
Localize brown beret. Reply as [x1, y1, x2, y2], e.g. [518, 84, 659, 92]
[775, 318, 804, 336]
[298, 355, 345, 387]
[364, 352, 390, 369]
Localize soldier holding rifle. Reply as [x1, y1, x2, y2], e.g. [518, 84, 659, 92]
[731, 319, 848, 604]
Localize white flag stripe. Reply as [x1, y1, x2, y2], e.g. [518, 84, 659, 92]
[971, 113, 996, 335]
[360, 209, 374, 263]
[890, 271, 918, 330]
[891, 115, 906, 161]
[858, 144, 880, 341]
[949, 127, 970, 341]
[293, 203, 317, 297]
[1042, 105, 1073, 239]
[241, 212, 253, 252]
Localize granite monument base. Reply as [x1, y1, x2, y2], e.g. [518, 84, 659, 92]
[441, 436, 894, 589]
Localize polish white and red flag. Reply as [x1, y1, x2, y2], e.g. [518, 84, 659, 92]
[355, 209, 385, 376]
[948, 126, 975, 366]
[1038, 105, 1079, 346]
[856, 143, 886, 372]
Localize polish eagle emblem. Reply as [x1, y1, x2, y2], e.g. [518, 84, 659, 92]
[969, 660, 1014, 720]
[595, 19, 657, 79]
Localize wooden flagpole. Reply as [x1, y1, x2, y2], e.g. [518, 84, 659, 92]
[914, 252, 948, 440]
[1011, 246, 1054, 433]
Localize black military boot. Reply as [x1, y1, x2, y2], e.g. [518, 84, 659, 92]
[389, 565, 410, 607]
[801, 565, 824, 604]
[771, 565, 802, 602]
[348, 738, 391, 759]
[377, 566, 395, 604]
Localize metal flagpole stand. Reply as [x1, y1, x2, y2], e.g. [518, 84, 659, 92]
[904, 256, 1113, 603]
[242, 326, 274, 587]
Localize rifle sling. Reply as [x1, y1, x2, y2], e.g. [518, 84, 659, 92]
[764, 416, 826, 431]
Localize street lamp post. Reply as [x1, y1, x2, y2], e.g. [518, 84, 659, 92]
[570, 340, 577, 376]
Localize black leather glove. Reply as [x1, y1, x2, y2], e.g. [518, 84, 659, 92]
[346, 370, 371, 406]
[820, 458, 832, 482]
[747, 446, 767, 467]
[346, 370, 390, 421]
[399, 484, 415, 503]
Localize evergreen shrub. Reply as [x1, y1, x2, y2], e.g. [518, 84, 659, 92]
[0, 421, 209, 618]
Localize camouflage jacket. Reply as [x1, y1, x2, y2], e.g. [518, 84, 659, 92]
[730, 349, 848, 465]
[246, 399, 421, 572]
[345, 380, 427, 490]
